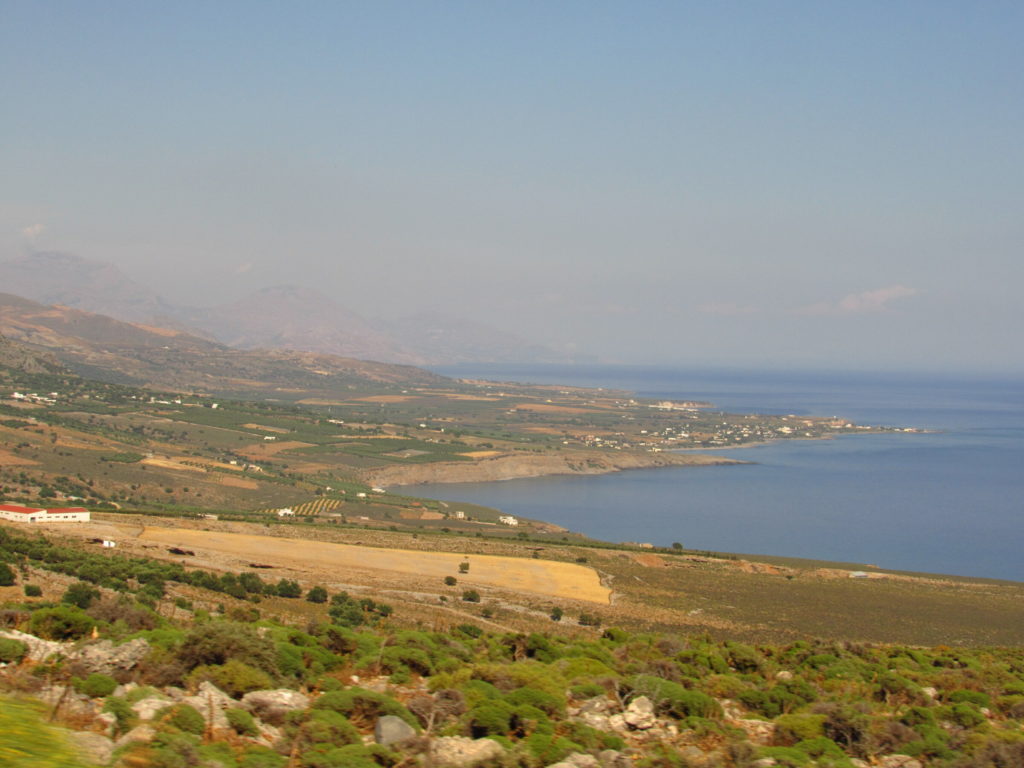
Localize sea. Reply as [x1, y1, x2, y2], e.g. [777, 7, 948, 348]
[418, 365, 1024, 583]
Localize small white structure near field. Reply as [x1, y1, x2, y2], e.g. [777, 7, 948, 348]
[0, 504, 90, 523]
[453, 510, 466, 520]
[498, 514, 519, 527]
[276, 508, 295, 517]
[102, 540, 116, 548]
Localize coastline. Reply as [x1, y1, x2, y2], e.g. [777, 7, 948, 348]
[359, 449, 745, 487]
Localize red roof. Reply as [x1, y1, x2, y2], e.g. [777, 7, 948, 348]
[0, 504, 46, 514]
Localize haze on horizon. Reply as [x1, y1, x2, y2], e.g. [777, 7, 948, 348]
[2, 2, 1022, 374]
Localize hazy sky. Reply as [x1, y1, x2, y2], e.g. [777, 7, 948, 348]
[2, 2, 1022, 372]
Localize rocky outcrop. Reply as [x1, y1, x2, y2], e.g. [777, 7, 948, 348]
[0, 629, 65, 662]
[71, 638, 151, 675]
[429, 736, 505, 767]
[241, 688, 310, 725]
[374, 714, 417, 746]
[361, 450, 741, 487]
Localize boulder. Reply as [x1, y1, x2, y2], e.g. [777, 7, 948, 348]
[64, 731, 115, 766]
[597, 750, 631, 768]
[115, 724, 157, 748]
[0, 629, 65, 662]
[242, 689, 310, 725]
[775, 670, 793, 681]
[878, 757, 923, 768]
[256, 723, 282, 748]
[730, 718, 775, 745]
[132, 696, 172, 721]
[375, 714, 417, 746]
[562, 754, 600, 768]
[181, 681, 236, 730]
[71, 638, 150, 674]
[623, 696, 656, 730]
[430, 736, 505, 768]
[750, 759, 777, 768]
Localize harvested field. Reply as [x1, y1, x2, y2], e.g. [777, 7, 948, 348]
[0, 448, 38, 466]
[218, 475, 259, 489]
[459, 450, 504, 458]
[137, 527, 611, 604]
[512, 403, 601, 414]
[241, 423, 291, 433]
[353, 395, 416, 403]
[142, 457, 206, 472]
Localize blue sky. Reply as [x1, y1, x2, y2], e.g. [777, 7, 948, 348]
[2, 1, 1022, 371]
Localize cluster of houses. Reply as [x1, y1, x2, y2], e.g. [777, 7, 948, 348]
[0, 504, 90, 523]
[10, 391, 59, 405]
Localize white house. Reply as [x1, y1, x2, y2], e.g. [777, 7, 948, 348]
[0, 504, 90, 523]
[498, 515, 519, 527]
[276, 508, 295, 517]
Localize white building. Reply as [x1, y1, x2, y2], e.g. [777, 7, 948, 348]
[0, 504, 90, 523]
[276, 508, 295, 517]
[498, 514, 519, 527]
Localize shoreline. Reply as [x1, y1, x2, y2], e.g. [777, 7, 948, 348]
[359, 449, 746, 487]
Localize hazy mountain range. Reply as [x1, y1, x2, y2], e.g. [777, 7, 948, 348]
[0, 252, 574, 365]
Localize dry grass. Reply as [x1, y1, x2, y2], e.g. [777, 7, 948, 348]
[137, 527, 611, 605]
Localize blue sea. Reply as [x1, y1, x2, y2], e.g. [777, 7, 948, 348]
[420, 366, 1024, 582]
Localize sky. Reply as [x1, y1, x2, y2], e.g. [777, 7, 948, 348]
[2, 1, 1022, 372]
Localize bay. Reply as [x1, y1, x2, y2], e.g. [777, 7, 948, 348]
[419, 365, 1024, 582]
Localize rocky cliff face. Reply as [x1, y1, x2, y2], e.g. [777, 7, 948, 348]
[0, 332, 64, 374]
[360, 450, 742, 486]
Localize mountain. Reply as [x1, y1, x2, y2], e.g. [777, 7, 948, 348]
[0, 252, 174, 323]
[378, 311, 571, 363]
[0, 331, 64, 375]
[0, 293, 446, 394]
[179, 285, 425, 365]
[0, 252, 568, 364]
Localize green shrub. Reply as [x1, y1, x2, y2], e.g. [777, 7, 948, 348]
[227, 707, 259, 736]
[0, 563, 15, 587]
[306, 586, 328, 604]
[240, 746, 287, 768]
[28, 605, 94, 640]
[505, 686, 565, 716]
[61, 581, 100, 609]
[948, 689, 991, 708]
[102, 695, 137, 736]
[569, 683, 605, 699]
[468, 702, 513, 737]
[159, 703, 206, 735]
[23, 584, 42, 597]
[0, 638, 28, 664]
[462, 590, 480, 603]
[775, 714, 826, 744]
[75, 673, 118, 698]
[627, 675, 721, 719]
[177, 621, 277, 674]
[188, 659, 275, 697]
[314, 687, 417, 727]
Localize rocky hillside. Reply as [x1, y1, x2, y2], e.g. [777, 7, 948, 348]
[0, 292, 447, 395]
[0, 332, 64, 374]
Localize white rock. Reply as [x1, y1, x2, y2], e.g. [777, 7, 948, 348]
[132, 696, 171, 721]
[429, 736, 505, 768]
[115, 724, 157, 748]
[623, 695, 657, 730]
[64, 731, 115, 766]
[0, 629, 65, 662]
[878, 757, 923, 768]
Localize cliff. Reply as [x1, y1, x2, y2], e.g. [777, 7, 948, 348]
[359, 450, 744, 486]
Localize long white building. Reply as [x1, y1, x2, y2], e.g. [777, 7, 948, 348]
[0, 504, 90, 523]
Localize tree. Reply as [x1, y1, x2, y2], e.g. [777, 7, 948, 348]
[62, 581, 100, 609]
[550, 607, 563, 622]
[458, 562, 469, 573]
[672, 542, 683, 551]
[306, 586, 328, 604]
[444, 576, 457, 586]
[461, 590, 480, 603]
[0, 562, 15, 587]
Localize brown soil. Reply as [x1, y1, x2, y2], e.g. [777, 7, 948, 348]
[137, 527, 611, 604]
